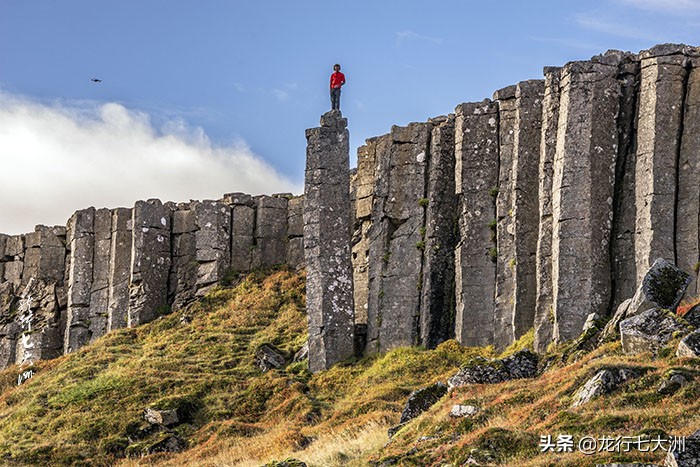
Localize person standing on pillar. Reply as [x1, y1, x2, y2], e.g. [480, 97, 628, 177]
[330, 64, 346, 110]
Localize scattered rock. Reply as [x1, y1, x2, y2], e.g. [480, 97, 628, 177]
[293, 342, 308, 363]
[262, 459, 308, 467]
[254, 344, 287, 372]
[677, 330, 700, 358]
[681, 304, 700, 328]
[449, 404, 480, 418]
[146, 434, 186, 454]
[447, 350, 538, 389]
[665, 428, 700, 466]
[144, 408, 179, 426]
[387, 423, 406, 438]
[631, 258, 692, 315]
[582, 313, 600, 333]
[603, 259, 692, 340]
[658, 372, 689, 395]
[399, 382, 448, 424]
[572, 367, 643, 407]
[619, 308, 691, 355]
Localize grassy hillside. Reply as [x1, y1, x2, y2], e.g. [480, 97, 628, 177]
[0, 269, 698, 466]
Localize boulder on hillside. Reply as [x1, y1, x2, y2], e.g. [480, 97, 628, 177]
[681, 304, 700, 328]
[657, 371, 689, 395]
[146, 434, 186, 454]
[399, 382, 448, 424]
[572, 367, 644, 407]
[144, 408, 179, 426]
[619, 308, 691, 355]
[665, 428, 700, 466]
[677, 330, 700, 358]
[254, 344, 287, 372]
[388, 382, 448, 438]
[449, 404, 480, 418]
[603, 259, 692, 340]
[447, 350, 538, 389]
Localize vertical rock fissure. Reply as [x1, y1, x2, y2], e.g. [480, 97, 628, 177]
[674, 59, 692, 266]
[609, 58, 640, 313]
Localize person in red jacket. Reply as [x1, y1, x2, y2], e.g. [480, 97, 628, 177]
[330, 64, 346, 110]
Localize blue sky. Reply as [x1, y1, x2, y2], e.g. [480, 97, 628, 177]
[1, 0, 699, 233]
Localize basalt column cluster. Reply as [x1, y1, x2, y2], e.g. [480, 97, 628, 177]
[303, 44, 700, 368]
[0, 193, 304, 370]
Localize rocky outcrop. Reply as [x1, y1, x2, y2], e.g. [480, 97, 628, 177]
[399, 382, 448, 424]
[0, 190, 303, 370]
[677, 330, 700, 358]
[303, 110, 355, 373]
[572, 367, 643, 407]
[447, 350, 538, 388]
[619, 308, 691, 355]
[666, 428, 700, 467]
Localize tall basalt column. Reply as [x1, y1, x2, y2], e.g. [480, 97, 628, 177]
[635, 46, 690, 283]
[352, 135, 389, 327]
[223, 193, 256, 273]
[87, 208, 112, 342]
[128, 200, 172, 327]
[253, 196, 288, 269]
[454, 100, 499, 347]
[677, 57, 700, 292]
[534, 67, 561, 352]
[365, 122, 431, 353]
[64, 208, 96, 353]
[551, 58, 621, 343]
[511, 80, 544, 340]
[107, 208, 132, 330]
[610, 56, 640, 309]
[419, 115, 457, 349]
[193, 200, 232, 295]
[492, 85, 517, 349]
[304, 110, 355, 372]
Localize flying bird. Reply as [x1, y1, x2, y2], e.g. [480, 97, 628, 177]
[91, 78, 102, 83]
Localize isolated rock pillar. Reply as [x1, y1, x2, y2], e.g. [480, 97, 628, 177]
[304, 110, 355, 372]
[454, 100, 499, 347]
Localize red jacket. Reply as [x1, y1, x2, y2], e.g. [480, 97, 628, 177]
[330, 71, 345, 89]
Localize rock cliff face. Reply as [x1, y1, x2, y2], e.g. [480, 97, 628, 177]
[4, 43, 700, 374]
[319, 43, 700, 364]
[0, 193, 303, 370]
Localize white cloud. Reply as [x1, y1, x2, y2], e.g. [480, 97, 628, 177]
[616, 0, 700, 14]
[395, 30, 443, 46]
[0, 92, 301, 234]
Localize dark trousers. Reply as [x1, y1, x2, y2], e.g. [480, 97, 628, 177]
[330, 87, 341, 110]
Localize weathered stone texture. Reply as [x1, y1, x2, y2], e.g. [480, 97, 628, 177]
[454, 100, 499, 346]
[534, 68, 561, 353]
[128, 200, 172, 327]
[492, 85, 517, 349]
[64, 208, 95, 353]
[229, 195, 256, 272]
[611, 56, 641, 310]
[635, 51, 688, 282]
[108, 208, 132, 330]
[677, 62, 700, 292]
[366, 122, 431, 353]
[420, 115, 457, 348]
[253, 195, 288, 269]
[193, 200, 231, 294]
[87, 208, 112, 342]
[511, 80, 544, 341]
[304, 110, 355, 372]
[352, 135, 389, 326]
[286, 196, 305, 269]
[551, 59, 621, 343]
